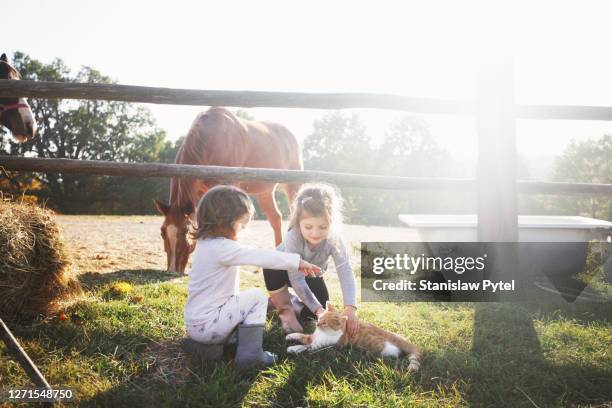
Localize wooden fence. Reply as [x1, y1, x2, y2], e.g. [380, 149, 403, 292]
[1, 156, 610, 195]
[3, 80, 612, 120]
[1, 62, 612, 243]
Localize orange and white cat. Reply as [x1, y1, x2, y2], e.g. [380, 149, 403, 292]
[286, 302, 421, 372]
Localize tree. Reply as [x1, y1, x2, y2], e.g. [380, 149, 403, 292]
[371, 115, 469, 223]
[0, 52, 169, 213]
[542, 135, 611, 220]
[302, 112, 376, 222]
[304, 111, 372, 173]
[379, 116, 437, 158]
[302, 112, 465, 224]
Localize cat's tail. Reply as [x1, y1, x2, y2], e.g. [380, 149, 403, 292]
[394, 336, 421, 373]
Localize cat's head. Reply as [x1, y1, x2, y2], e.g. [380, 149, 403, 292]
[316, 302, 348, 332]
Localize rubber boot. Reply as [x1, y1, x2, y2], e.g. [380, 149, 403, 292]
[270, 289, 303, 333]
[180, 338, 223, 361]
[234, 324, 277, 366]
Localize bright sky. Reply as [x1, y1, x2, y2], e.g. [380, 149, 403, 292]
[5, 0, 612, 164]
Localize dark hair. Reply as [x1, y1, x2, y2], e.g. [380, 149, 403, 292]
[190, 185, 254, 241]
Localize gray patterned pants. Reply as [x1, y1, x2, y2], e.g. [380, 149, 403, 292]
[186, 288, 268, 344]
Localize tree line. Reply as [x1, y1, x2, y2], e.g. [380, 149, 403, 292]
[1, 52, 610, 223]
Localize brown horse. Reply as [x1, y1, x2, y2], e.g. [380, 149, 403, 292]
[0, 53, 37, 142]
[154, 107, 303, 273]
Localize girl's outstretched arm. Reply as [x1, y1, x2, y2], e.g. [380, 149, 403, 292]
[287, 268, 323, 314]
[218, 239, 301, 271]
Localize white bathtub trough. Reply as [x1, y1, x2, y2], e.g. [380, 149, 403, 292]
[398, 214, 612, 242]
[398, 214, 612, 302]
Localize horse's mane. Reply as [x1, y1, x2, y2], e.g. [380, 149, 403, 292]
[0, 61, 21, 80]
[168, 123, 211, 213]
[168, 144, 193, 213]
[168, 108, 244, 214]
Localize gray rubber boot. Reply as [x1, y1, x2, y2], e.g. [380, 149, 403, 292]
[234, 324, 277, 366]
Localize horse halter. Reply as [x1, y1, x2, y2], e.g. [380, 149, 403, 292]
[0, 102, 29, 118]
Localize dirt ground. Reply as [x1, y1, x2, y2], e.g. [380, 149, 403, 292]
[56, 215, 419, 275]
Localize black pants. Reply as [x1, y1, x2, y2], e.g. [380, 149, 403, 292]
[263, 268, 329, 320]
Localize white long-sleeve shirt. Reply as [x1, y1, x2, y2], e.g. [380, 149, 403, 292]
[184, 237, 301, 325]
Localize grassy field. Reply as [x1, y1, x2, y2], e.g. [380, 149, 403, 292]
[1, 216, 610, 407]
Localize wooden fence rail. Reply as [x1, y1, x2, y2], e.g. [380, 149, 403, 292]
[3, 80, 612, 120]
[1, 156, 610, 196]
[0, 80, 473, 114]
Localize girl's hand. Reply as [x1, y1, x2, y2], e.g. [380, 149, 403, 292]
[299, 260, 321, 277]
[343, 306, 359, 336]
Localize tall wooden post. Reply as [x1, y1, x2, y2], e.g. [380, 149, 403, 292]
[476, 59, 519, 298]
[476, 59, 518, 241]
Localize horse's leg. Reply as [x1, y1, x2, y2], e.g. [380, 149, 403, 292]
[281, 182, 301, 208]
[256, 186, 283, 246]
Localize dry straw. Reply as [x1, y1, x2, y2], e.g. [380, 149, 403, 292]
[0, 199, 81, 320]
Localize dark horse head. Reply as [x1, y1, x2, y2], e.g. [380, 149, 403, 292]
[0, 53, 37, 142]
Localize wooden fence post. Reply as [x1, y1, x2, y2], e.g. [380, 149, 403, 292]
[476, 58, 518, 241]
[476, 59, 519, 298]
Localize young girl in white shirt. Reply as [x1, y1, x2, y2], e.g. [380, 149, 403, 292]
[184, 185, 320, 366]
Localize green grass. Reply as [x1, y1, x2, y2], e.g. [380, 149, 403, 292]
[1, 270, 610, 407]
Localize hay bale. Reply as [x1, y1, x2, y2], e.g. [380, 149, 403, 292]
[0, 200, 81, 319]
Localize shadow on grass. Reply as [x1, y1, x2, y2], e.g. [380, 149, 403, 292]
[266, 303, 611, 407]
[8, 302, 259, 406]
[522, 301, 611, 326]
[11, 307, 163, 361]
[78, 269, 182, 290]
[463, 303, 611, 407]
[81, 323, 292, 407]
[10, 318, 258, 406]
[6, 292, 610, 406]
[416, 300, 610, 324]
[82, 343, 261, 407]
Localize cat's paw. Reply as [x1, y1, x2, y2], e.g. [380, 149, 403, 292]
[285, 333, 302, 342]
[287, 345, 308, 354]
[408, 361, 420, 373]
